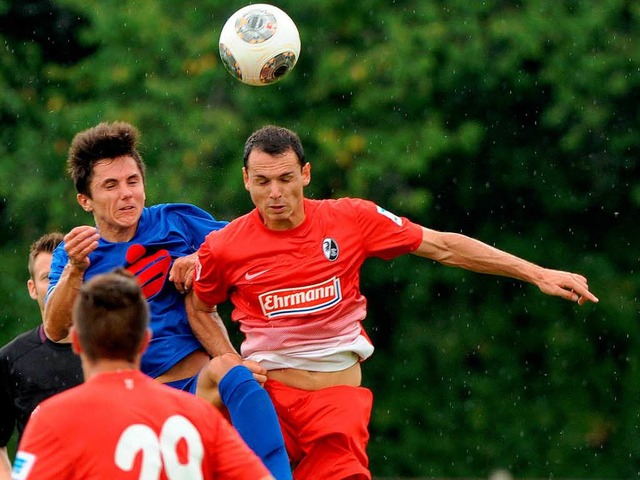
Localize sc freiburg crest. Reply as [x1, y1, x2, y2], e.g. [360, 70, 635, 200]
[322, 238, 339, 262]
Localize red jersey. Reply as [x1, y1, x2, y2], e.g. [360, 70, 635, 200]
[194, 198, 423, 371]
[12, 370, 270, 480]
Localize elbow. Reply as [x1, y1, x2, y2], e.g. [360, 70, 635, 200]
[43, 323, 65, 342]
[43, 309, 67, 342]
[190, 291, 216, 314]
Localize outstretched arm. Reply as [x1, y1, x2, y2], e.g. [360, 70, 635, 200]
[413, 227, 599, 305]
[44, 226, 99, 340]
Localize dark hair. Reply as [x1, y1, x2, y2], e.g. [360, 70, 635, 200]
[243, 125, 306, 168]
[72, 268, 148, 362]
[28, 232, 64, 279]
[67, 121, 146, 196]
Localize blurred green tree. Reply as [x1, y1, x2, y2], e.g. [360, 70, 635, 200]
[0, 0, 638, 477]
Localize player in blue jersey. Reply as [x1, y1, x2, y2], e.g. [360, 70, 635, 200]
[47, 203, 230, 381]
[43, 121, 291, 479]
[44, 123, 232, 387]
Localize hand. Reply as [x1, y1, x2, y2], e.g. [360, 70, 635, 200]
[208, 353, 245, 384]
[196, 353, 244, 409]
[64, 226, 100, 272]
[195, 353, 268, 409]
[536, 269, 599, 305]
[169, 252, 197, 294]
[242, 359, 268, 385]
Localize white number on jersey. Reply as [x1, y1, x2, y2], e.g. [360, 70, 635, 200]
[115, 415, 204, 480]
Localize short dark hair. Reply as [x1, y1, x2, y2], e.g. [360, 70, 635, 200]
[28, 232, 64, 279]
[243, 125, 306, 168]
[67, 121, 146, 196]
[72, 268, 148, 363]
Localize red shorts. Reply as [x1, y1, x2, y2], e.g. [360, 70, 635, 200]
[265, 379, 373, 480]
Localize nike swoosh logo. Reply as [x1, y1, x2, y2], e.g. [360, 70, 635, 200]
[244, 269, 270, 281]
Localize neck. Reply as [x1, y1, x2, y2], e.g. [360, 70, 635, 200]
[83, 358, 139, 381]
[96, 223, 137, 243]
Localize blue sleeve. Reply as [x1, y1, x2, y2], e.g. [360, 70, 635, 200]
[219, 366, 292, 480]
[45, 243, 69, 304]
[173, 204, 228, 251]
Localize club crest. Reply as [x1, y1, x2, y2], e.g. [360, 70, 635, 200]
[322, 238, 339, 261]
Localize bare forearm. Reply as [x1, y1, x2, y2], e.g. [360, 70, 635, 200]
[185, 293, 238, 357]
[0, 447, 11, 480]
[189, 310, 238, 357]
[414, 227, 598, 304]
[44, 264, 85, 341]
[415, 229, 541, 282]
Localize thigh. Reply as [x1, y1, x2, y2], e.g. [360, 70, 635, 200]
[266, 380, 373, 480]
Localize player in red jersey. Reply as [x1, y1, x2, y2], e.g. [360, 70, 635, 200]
[13, 269, 273, 480]
[192, 125, 599, 480]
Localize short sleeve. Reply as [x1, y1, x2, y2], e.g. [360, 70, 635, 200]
[193, 232, 229, 308]
[345, 198, 423, 260]
[45, 243, 69, 304]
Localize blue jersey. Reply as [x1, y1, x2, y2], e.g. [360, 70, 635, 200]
[48, 203, 227, 378]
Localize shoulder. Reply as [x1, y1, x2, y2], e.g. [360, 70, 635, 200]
[334, 197, 376, 209]
[146, 203, 227, 230]
[332, 197, 406, 220]
[145, 203, 211, 219]
[310, 197, 375, 220]
[29, 382, 81, 414]
[148, 380, 217, 419]
[227, 209, 255, 227]
[313, 197, 374, 210]
[0, 327, 41, 360]
[204, 210, 253, 241]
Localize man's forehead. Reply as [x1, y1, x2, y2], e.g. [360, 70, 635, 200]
[249, 165, 298, 177]
[32, 252, 53, 275]
[92, 156, 142, 180]
[247, 151, 300, 175]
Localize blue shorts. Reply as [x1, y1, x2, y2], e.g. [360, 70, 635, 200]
[164, 374, 199, 394]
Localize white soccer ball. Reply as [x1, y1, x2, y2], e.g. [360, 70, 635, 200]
[219, 4, 301, 86]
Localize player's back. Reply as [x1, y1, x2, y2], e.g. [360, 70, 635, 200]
[14, 370, 269, 480]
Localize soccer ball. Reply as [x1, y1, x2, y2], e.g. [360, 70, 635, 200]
[218, 4, 301, 86]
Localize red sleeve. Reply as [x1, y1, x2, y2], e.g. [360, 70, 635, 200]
[208, 411, 271, 480]
[13, 408, 73, 480]
[346, 198, 423, 260]
[194, 232, 229, 308]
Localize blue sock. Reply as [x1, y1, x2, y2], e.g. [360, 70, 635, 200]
[219, 365, 292, 480]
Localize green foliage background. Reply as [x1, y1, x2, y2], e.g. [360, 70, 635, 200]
[1, 0, 638, 477]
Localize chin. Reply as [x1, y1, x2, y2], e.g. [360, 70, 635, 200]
[120, 209, 143, 222]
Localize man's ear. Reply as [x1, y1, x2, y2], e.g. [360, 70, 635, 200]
[242, 167, 250, 191]
[302, 162, 311, 187]
[70, 327, 83, 355]
[77, 193, 93, 212]
[139, 329, 152, 355]
[27, 278, 37, 300]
